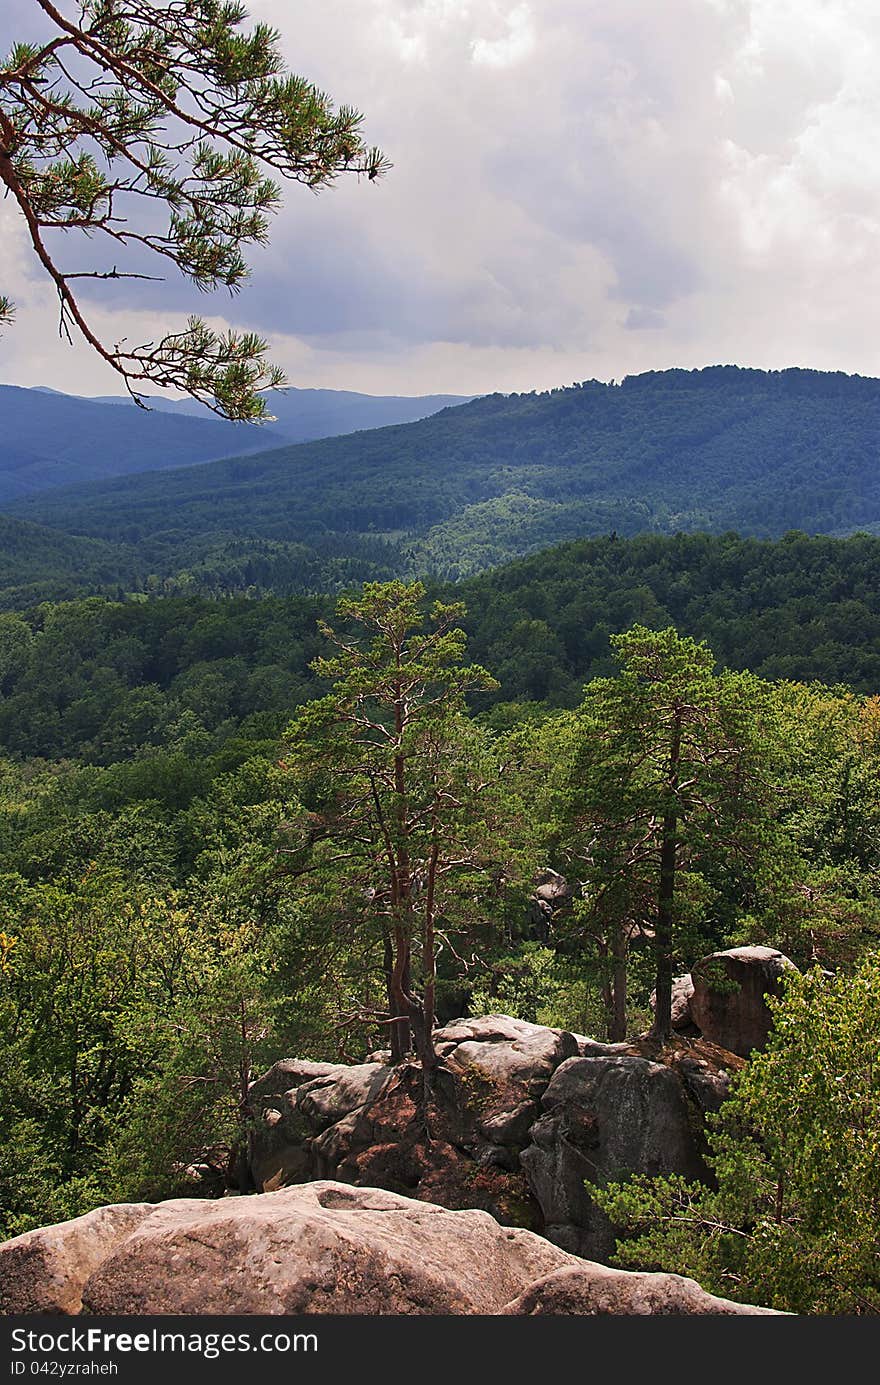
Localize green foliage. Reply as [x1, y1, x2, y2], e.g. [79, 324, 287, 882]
[592, 955, 880, 1314]
[282, 581, 520, 1064]
[0, 742, 328, 1233]
[2, 559, 880, 1273]
[107, 953, 279, 1202]
[7, 526, 880, 709]
[1, 1, 387, 416]
[8, 532, 880, 763]
[12, 366, 880, 557]
[469, 943, 600, 1035]
[460, 529, 880, 705]
[535, 626, 783, 1038]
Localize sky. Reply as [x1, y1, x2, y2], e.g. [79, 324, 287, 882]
[2, 0, 880, 398]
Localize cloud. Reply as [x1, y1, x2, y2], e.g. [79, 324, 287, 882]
[2, 0, 880, 395]
[471, 4, 536, 67]
[625, 308, 668, 332]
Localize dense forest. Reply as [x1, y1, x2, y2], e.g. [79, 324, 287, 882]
[6, 368, 880, 596]
[2, 528, 880, 1311]
[3, 531, 880, 765]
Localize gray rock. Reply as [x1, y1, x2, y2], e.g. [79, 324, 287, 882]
[248, 1061, 391, 1192]
[521, 1053, 709, 1261]
[651, 974, 697, 1031]
[528, 870, 574, 939]
[576, 1038, 633, 1058]
[433, 1014, 557, 1047]
[533, 869, 574, 912]
[248, 1059, 341, 1105]
[442, 1016, 578, 1146]
[690, 946, 798, 1057]
[296, 1063, 392, 1132]
[670, 1049, 737, 1114]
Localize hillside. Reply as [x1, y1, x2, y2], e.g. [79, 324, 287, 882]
[7, 367, 880, 577]
[0, 514, 137, 608]
[0, 384, 291, 503]
[0, 384, 472, 505]
[85, 384, 474, 443]
[3, 530, 880, 764]
[459, 528, 880, 706]
[0, 513, 401, 613]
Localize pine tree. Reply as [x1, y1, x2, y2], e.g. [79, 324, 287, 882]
[282, 582, 507, 1071]
[0, 1, 388, 417]
[553, 626, 779, 1040]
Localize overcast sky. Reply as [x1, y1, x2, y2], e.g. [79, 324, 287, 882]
[3, 0, 880, 397]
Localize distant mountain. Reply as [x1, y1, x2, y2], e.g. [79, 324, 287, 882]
[9, 367, 880, 586]
[0, 385, 290, 504]
[0, 384, 473, 505]
[81, 385, 475, 444]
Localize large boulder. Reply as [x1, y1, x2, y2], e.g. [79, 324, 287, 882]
[529, 869, 574, 939]
[248, 1059, 392, 1190]
[1, 1183, 571, 1316]
[650, 973, 697, 1033]
[248, 1015, 577, 1227]
[690, 946, 798, 1057]
[0, 1203, 154, 1314]
[439, 1014, 579, 1146]
[0, 1182, 781, 1315]
[247, 1017, 740, 1254]
[500, 1264, 780, 1315]
[520, 1049, 714, 1260]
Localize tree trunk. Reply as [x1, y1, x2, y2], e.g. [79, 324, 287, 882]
[389, 930, 412, 1061]
[652, 817, 677, 1042]
[652, 707, 683, 1044]
[609, 923, 628, 1042]
[383, 926, 410, 1063]
[416, 832, 441, 1073]
[388, 684, 415, 1062]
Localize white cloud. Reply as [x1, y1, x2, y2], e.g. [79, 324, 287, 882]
[471, 4, 535, 68]
[3, 0, 880, 395]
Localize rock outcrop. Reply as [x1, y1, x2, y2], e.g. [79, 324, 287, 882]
[529, 868, 574, 939]
[249, 1016, 581, 1231]
[651, 973, 698, 1033]
[248, 1015, 741, 1257]
[521, 1047, 713, 1260]
[0, 1203, 154, 1315]
[247, 1058, 393, 1191]
[0, 1182, 780, 1315]
[690, 946, 798, 1057]
[500, 1264, 779, 1315]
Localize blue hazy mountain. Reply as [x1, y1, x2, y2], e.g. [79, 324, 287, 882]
[84, 385, 475, 443]
[0, 385, 289, 503]
[0, 384, 473, 504]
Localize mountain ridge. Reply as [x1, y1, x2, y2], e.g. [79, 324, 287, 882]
[7, 366, 879, 580]
[0, 382, 473, 505]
